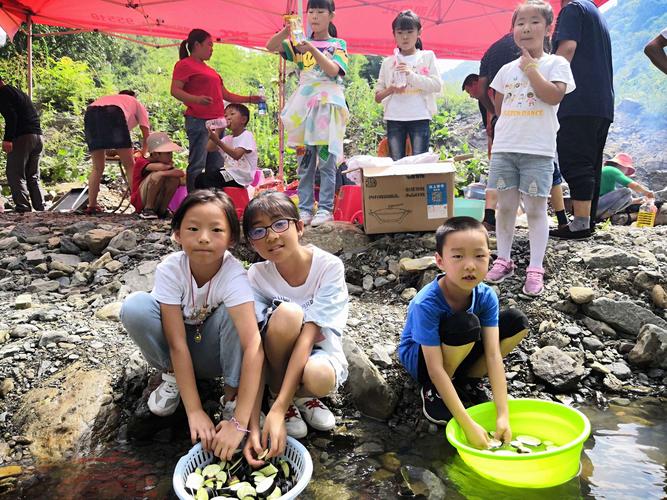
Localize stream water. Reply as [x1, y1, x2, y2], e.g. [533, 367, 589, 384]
[5, 397, 666, 499]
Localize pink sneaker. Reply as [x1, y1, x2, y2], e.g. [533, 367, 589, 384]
[523, 267, 545, 296]
[486, 258, 515, 283]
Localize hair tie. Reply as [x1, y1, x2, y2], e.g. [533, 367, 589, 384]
[230, 416, 250, 434]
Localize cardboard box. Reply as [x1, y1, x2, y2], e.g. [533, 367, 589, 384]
[362, 162, 455, 234]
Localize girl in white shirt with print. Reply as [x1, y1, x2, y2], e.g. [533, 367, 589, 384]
[120, 190, 264, 465]
[375, 10, 442, 160]
[485, 0, 575, 297]
[243, 191, 348, 458]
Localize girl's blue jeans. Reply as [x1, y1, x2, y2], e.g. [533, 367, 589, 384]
[386, 119, 431, 161]
[297, 146, 337, 215]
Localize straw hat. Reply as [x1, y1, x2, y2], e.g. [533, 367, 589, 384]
[605, 152, 635, 177]
[147, 132, 183, 154]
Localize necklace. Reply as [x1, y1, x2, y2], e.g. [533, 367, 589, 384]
[188, 270, 212, 343]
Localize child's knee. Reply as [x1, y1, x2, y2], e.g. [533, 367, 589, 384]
[499, 308, 529, 340]
[266, 302, 304, 339]
[439, 311, 481, 346]
[120, 291, 154, 328]
[302, 358, 336, 397]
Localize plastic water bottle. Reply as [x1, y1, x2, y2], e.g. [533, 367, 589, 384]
[205, 117, 227, 130]
[257, 85, 268, 116]
[636, 199, 657, 228]
[392, 48, 407, 89]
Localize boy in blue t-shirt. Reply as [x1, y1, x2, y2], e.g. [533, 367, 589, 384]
[398, 217, 528, 449]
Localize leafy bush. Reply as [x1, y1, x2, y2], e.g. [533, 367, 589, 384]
[35, 57, 98, 113]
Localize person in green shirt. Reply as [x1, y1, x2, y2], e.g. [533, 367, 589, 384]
[596, 153, 653, 221]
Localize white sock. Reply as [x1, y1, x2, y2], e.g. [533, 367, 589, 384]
[495, 189, 520, 261]
[523, 195, 549, 269]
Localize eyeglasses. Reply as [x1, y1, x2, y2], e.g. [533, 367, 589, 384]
[247, 218, 296, 241]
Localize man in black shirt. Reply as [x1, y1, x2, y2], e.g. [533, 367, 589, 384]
[0, 77, 45, 212]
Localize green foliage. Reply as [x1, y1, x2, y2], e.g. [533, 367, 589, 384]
[35, 57, 98, 113]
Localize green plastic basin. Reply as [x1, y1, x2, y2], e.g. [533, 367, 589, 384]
[445, 399, 591, 489]
[454, 198, 485, 221]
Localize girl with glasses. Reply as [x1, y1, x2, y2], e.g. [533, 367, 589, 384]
[242, 191, 349, 459]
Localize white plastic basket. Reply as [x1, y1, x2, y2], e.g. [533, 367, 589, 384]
[173, 437, 313, 500]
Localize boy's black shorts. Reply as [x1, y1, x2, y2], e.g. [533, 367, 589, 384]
[416, 308, 528, 387]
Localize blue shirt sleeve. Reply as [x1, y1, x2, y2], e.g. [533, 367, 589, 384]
[476, 286, 499, 327]
[553, 2, 583, 45]
[410, 294, 442, 347]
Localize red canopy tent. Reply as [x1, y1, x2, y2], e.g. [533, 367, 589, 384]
[0, 0, 609, 175]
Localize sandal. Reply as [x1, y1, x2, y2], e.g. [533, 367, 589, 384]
[84, 204, 104, 215]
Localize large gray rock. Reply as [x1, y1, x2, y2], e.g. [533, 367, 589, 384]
[582, 298, 667, 338]
[628, 324, 667, 369]
[530, 346, 585, 390]
[108, 230, 137, 252]
[118, 260, 159, 299]
[85, 229, 117, 255]
[50, 253, 81, 267]
[302, 222, 370, 255]
[581, 246, 638, 268]
[342, 337, 397, 420]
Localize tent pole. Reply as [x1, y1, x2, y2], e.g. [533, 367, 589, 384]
[27, 15, 33, 99]
[278, 55, 285, 181]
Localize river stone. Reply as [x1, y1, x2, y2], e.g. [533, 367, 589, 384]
[0, 237, 19, 251]
[582, 316, 617, 338]
[582, 336, 604, 352]
[569, 287, 595, 304]
[400, 466, 446, 499]
[14, 294, 32, 310]
[13, 362, 117, 461]
[307, 479, 353, 500]
[25, 249, 45, 265]
[0, 378, 14, 397]
[530, 346, 585, 390]
[90, 252, 113, 272]
[370, 344, 392, 368]
[401, 287, 417, 302]
[633, 271, 661, 292]
[302, 222, 370, 254]
[400, 256, 436, 273]
[582, 298, 667, 338]
[628, 324, 667, 369]
[581, 245, 640, 268]
[362, 275, 373, 291]
[609, 362, 632, 380]
[107, 230, 137, 252]
[64, 220, 96, 235]
[342, 337, 398, 420]
[0, 465, 21, 479]
[28, 279, 60, 293]
[50, 253, 81, 267]
[652, 285, 667, 309]
[48, 260, 75, 275]
[537, 331, 570, 349]
[95, 302, 122, 321]
[419, 269, 439, 290]
[380, 452, 401, 473]
[59, 237, 81, 254]
[85, 229, 116, 255]
[118, 260, 159, 298]
[346, 283, 363, 295]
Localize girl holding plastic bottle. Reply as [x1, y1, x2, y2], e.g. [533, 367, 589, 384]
[375, 10, 442, 161]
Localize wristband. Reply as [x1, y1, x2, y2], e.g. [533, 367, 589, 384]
[524, 63, 538, 72]
[231, 416, 250, 434]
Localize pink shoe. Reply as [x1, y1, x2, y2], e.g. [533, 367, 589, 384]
[523, 267, 545, 296]
[486, 258, 515, 283]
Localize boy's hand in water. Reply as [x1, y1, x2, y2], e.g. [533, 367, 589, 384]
[495, 415, 512, 444]
[464, 420, 491, 449]
[519, 46, 538, 73]
[262, 407, 287, 459]
[188, 409, 216, 451]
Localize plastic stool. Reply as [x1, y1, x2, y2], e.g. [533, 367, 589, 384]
[223, 187, 250, 221]
[333, 185, 364, 224]
[167, 186, 188, 213]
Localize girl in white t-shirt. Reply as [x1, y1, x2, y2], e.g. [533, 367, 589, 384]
[243, 191, 348, 458]
[485, 0, 575, 297]
[374, 10, 442, 160]
[120, 190, 264, 464]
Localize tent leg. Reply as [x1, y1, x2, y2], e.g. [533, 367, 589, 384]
[278, 54, 285, 181]
[27, 15, 33, 99]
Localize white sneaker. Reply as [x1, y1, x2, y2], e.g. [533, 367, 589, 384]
[310, 210, 333, 227]
[295, 397, 336, 431]
[300, 212, 313, 226]
[219, 395, 236, 421]
[148, 372, 180, 416]
[268, 397, 307, 438]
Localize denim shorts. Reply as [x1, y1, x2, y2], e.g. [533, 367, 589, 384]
[488, 152, 554, 197]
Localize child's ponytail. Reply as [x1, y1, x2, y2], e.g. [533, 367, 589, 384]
[416, 38, 423, 50]
[328, 22, 338, 38]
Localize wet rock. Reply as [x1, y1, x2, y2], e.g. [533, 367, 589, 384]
[569, 287, 595, 304]
[107, 230, 137, 252]
[306, 479, 353, 500]
[302, 222, 370, 254]
[400, 256, 436, 272]
[609, 362, 632, 380]
[342, 337, 398, 420]
[399, 466, 446, 499]
[13, 294, 32, 310]
[530, 346, 585, 390]
[353, 441, 384, 455]
[380, 452, 401, 473]
[651, 285, 667, 309]
[95, 302, 122, 322]
[628, 324, 667, 369]
[13, 362, 117, 461]
[85, 229, 116, 255]
[582, 298, 667, 338]
[603, 373, 624, 392]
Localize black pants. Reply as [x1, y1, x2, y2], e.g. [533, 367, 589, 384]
[556, 116, 612, 230]
[194, 151, 242, 190]
[417, 308, 528, 386]
[6, 133, 44, 212]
